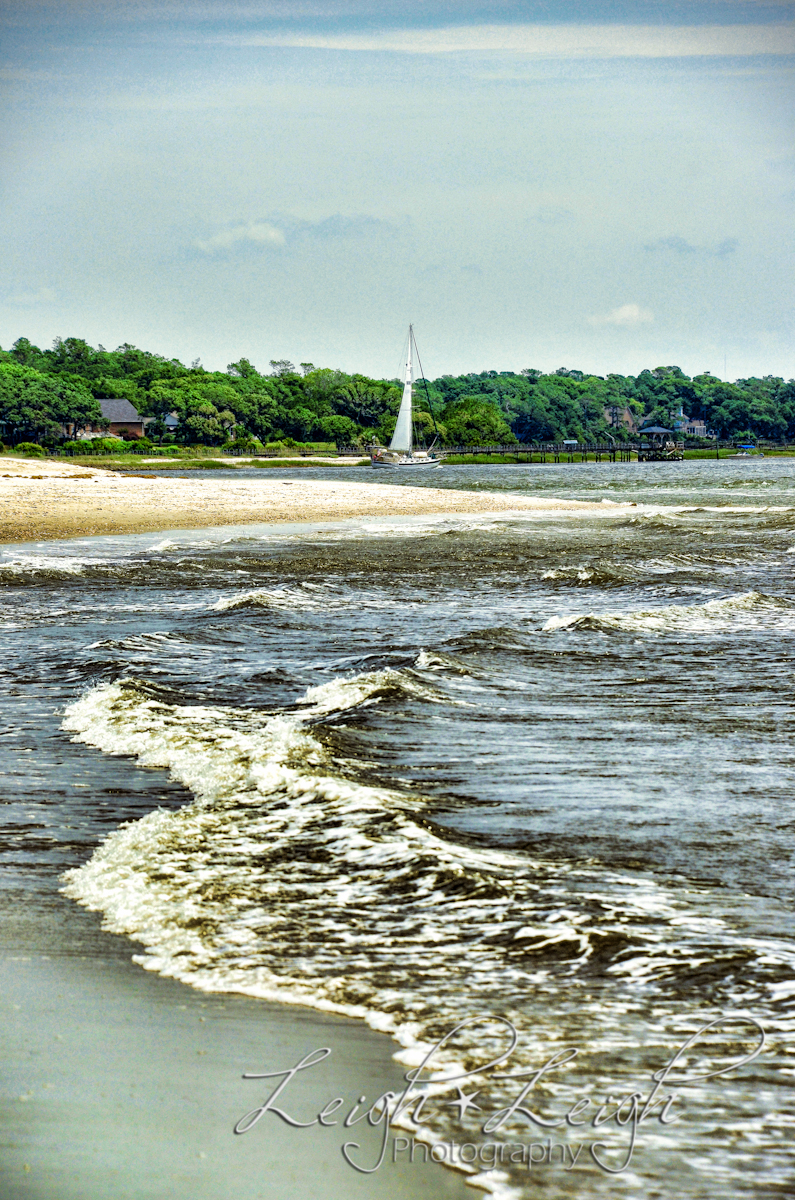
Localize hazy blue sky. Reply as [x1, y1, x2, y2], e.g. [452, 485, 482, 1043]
[1, 1, 793, 379]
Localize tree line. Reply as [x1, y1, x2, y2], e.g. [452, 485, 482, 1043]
[1, 335, 794, 449]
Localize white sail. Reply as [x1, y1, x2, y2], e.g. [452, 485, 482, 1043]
[389, 327, 413, 453]
[371, 325, 441, 468]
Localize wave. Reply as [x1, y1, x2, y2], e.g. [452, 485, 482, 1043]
[300, 663, 469, 712]
[540, 551, 751, 590]
[59, 671, 795, 1195]
[213, 583, 333, 612]
[62, 672, 793, 1018]
[0, 554, 92, 581]
[541, 564, 630, 587]
[543, 590, 795, 634]
[213, 583, 401, 613]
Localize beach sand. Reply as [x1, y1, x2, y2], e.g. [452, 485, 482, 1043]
[0, 456, 605, 544]
[0, 906, 473, 1200]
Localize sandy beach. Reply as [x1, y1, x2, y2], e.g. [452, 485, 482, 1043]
[0, 922, 473, 1200]
[0, 457, 607, 544]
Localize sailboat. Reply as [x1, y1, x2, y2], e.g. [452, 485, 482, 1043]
[371, 326, 442, 469]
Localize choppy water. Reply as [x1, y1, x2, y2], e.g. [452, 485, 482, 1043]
[2, 459, 795, 1198]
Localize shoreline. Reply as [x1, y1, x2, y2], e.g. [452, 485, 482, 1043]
[0, 457, 614, 545]
[0, 937, 473, 1200]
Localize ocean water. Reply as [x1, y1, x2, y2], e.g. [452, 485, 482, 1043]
[2, 459, 795, 1198]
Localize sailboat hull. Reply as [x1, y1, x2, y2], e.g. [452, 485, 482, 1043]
[371, 455, 442, 469]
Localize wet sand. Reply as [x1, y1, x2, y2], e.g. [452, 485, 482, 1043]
[0, 952, 473, 1200]
[0, 457, 604, 544]
[0, 862, 472, 1200]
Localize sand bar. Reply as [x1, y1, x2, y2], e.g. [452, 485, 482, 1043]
[0, 457, 613, 544]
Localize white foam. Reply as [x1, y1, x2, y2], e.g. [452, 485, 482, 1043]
[60, 675, 795, 1198]
[0, 554, 90, 577]
[543, 591, 795, 634]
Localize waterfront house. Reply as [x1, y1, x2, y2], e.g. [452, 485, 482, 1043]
[602, 405, 638, 433]
[74, 400, 180, 440]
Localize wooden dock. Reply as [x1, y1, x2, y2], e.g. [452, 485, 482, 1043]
[437, 442, 636, 463]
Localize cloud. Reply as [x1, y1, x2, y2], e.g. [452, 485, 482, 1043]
[6, 286, 57, 305]
[588, 303, 654, 327]
[294, 214, 395, 241]
[194, 221, 285, 252]
[223, 23, 795, 58]
[194, 213, 398, 254]
[645, 235, 739, 256]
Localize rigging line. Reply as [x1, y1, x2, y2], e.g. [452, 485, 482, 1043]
[412, 327, 440, 446]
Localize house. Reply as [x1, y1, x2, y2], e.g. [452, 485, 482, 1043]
[74, 398, 148, 439]
[98, 398, 147, 438]
[679, 416, 710, 437]
[673, 406, 711, 438]
[602, 405, 638, 434]
[76, 400, 181, 440]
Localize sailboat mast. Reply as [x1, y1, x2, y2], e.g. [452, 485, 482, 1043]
[406, 325, 413, 454]
[388, 325, 414, 454]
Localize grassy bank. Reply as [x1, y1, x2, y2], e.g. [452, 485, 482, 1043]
[248, 457, 370, 468]
[18, 454, 370, 472]
[442, 452, 554, 464]
[682, 448, 795, 459]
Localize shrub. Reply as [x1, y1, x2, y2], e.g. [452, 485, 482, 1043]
[14, 441, 45, 456]
[82, 438, 120, 454]
[225, 433, 260, 453]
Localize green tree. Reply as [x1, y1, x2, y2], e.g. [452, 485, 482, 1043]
[317, 414, 360, 446]
[227, 358, 259, 378]
[0, 363, 102, 443]
[441, 397, 516, 445]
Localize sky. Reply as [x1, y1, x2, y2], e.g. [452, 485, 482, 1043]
[1, 1, 793, 381]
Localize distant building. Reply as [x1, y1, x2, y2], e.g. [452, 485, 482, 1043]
[680, 416, 710, 437]
[603, 405, 638, 433]
[75, 398, 146, 439]
[75, 400, 180, 440]
[674, 412, 710, 438]
[672, 405, 711, 438]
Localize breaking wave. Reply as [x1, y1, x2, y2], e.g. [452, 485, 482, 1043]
[0, 554, 92, 581]
[543, 591, 795, 634]
[58, 662, 795, 1196]
[213, 583, 402, 613]
[62, 673, 794, 1026]
[540, 551, 752, 590]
